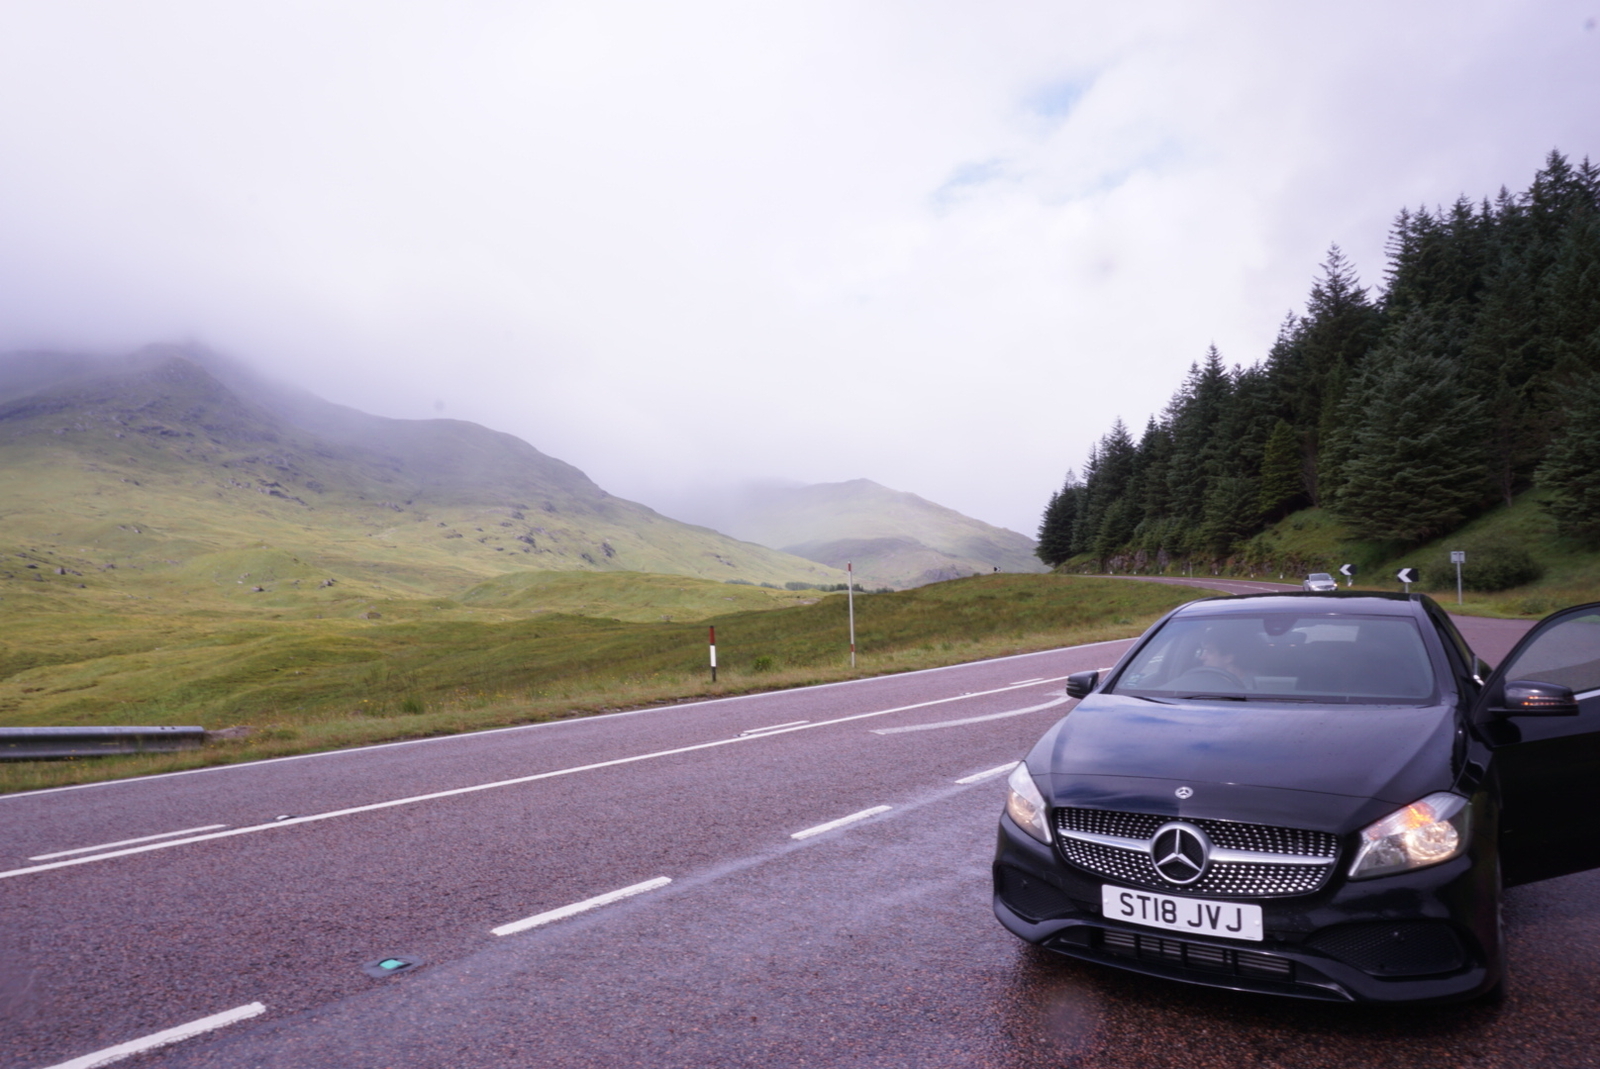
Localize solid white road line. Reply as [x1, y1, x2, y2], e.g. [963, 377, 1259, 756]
[1008, 678, 1047, 686]
[1, 639, 1138, 801]
[870, 695, 1071, 735]
[492, 877, 672, 936]
[955, 762, 1020, 785]
[737, 720, 809, 737]
[0, 676, 1084, 882]
[27, 824, 229, 861]
[42, 1001, 266, 1069]
[791, 805, 893, 840]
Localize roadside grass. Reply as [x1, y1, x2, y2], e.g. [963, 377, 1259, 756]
[1067, 490, 1600, 620]
[1293, 493, 1600, 618]
[456, 569, 819, 621]
[0, 573, 1204, 793]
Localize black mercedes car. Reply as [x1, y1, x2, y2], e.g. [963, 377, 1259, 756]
[993, 592, 1600, 1002]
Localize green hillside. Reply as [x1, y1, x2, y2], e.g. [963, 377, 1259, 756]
[684, 478, 1047, 588]
[0, 347, 846, 611]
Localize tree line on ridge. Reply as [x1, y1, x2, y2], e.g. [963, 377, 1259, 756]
[1036, 150, 1600, 574]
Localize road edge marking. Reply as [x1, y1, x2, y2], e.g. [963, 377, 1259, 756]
[492, 877, 672, 936]
[955, 762, 1020, 785]
[42, 1001, 266, 1069]
[791, 805, 893, 840]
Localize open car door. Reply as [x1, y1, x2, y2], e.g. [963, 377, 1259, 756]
[1474, 602, 1600, 886]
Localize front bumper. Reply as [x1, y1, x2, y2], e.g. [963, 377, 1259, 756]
[993, 813, 1498, 1003]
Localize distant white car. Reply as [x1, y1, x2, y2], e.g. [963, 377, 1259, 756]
[1303, 572, 1338, 592]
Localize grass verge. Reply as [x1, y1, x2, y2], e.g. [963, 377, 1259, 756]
[0, 573, 1205, 793]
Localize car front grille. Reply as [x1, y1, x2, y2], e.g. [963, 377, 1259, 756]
[1097, 928, 1295, 982]
[1055, 807, 1340, 898]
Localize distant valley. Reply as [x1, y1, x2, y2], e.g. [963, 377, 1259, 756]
[0, 346, 1040, 614]
[672, 479, 1046, 589]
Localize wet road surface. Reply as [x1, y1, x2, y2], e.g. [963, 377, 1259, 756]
[4, 588, 1579, 1069]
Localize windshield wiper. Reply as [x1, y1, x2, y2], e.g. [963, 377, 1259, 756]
[1175, 693, 1325, 703]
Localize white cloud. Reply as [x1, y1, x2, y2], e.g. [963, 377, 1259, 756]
[0, 0, 1594, 535]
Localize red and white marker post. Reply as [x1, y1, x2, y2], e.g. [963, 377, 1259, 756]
[708, 625, 717, 683]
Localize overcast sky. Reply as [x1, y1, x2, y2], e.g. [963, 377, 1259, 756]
[0, 2, 1596, 536]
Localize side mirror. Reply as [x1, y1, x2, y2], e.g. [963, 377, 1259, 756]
[1494, 679, 1579, 717]
[1065, 671, 1100, 700]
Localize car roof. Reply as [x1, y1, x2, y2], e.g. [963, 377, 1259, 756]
[1172, 591, 1425, 618]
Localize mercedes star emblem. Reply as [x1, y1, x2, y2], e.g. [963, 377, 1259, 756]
[1175, 786, 1194, 799]
[1150, 822, 1211, 885]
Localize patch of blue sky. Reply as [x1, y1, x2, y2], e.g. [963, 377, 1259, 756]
[1041, 137, 1191, 205]
[932, 158, 1013, 208]
[1024, 78, 1093, 122]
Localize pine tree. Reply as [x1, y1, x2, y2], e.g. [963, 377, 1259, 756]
[1537, 373, 1600, 542]
[1268, 248, 1381, 502]
[1085, 420, 1137, 556]
[1130, 417, 1173, 550]
[1332, 314, 1490, 542]
[1257, 419, 1304, 519]
[1035, 472, 1082, 566]
[1164, 348, 1231, 536]
[1541, 208, 1600, 381]
[1464, 249, 1548, 504]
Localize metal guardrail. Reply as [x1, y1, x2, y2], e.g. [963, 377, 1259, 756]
[0, 725, 207, 760]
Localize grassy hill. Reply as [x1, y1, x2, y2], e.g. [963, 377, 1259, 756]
[0, 346, 846, 614]
[677, 478, 1047, 588]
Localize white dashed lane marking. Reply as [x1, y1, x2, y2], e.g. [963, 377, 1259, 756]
[870, 694, 1071, 735]
[491, 877, 674, 936]
[955, 762, 1020, 785]
[42, 1002, 266, 1069]
[791, 806, 894, 840]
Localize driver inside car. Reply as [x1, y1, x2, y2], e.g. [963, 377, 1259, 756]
[1169, 622, 1263, 692]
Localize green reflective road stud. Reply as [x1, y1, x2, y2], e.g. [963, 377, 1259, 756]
[363, 954, 423, 978]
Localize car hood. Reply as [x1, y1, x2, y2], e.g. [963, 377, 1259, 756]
[1037, 693, 1461, 834]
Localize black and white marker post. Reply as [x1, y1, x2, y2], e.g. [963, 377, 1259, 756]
[708, 625, 717, 683]
[847, 562, 856, 668]
[1397, 567, 1418, 594]
[1451, 550, 1466, 605]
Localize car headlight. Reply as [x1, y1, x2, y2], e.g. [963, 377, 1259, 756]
[1348, 792, 1470, 879]
[1005, 763, 1051, 844]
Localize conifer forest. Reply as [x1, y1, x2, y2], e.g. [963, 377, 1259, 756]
[1036, 151, 1600, 576]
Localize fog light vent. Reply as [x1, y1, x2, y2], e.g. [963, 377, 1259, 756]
[1306, 922, 1465, 977]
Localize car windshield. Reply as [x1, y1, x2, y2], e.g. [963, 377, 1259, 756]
[1111, 612, 1437, 703]
[1307, 573, 1332, 581]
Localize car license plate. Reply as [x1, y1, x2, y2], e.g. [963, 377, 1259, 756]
[1101, 885, 1263, 941]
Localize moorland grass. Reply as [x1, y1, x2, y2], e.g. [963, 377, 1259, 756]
[0, 573, 1205, 793]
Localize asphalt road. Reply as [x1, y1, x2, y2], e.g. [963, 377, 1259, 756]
[2, 584, 1571, 1069]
